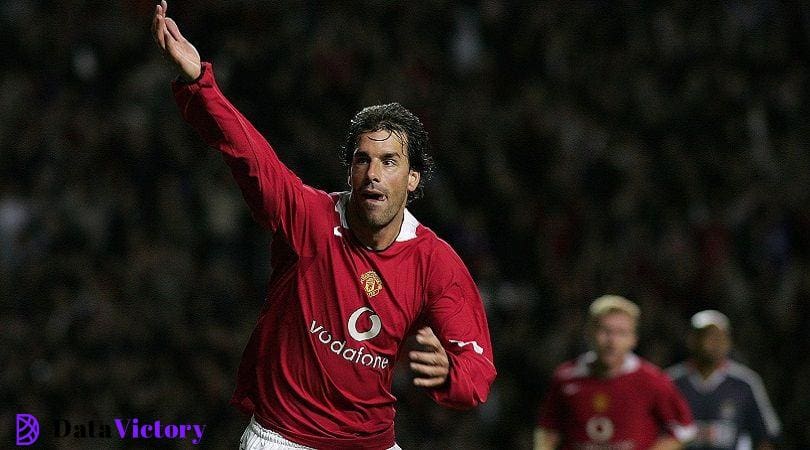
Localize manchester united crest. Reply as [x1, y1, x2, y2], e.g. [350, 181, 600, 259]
[592, 392, 610, 413]
[360, 271, 382, 297]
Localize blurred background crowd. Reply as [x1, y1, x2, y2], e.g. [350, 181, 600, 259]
[2, 1, 810, 448]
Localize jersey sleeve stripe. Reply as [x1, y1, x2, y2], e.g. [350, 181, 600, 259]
[728, 362, 782, 436]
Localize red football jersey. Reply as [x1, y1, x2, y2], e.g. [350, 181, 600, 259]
[173, 63, 496, 450]
[538, 352, 695, 450]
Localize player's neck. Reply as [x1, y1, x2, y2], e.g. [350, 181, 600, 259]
[693, 358, 725, 379]
[590, 359, 623, 378]
[348, 209, 404, 251]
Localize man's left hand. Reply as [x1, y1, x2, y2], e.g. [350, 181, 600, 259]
[409, 327, 450, 387]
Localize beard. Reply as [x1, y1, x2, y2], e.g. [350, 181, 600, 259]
[349, 190, 405, 231]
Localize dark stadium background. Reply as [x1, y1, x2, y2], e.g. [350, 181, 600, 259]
[2, 1, 809, 448]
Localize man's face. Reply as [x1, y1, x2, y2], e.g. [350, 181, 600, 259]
[348, 130, 419, 230]
[692, 326, 731, 364]
[591, 312, 638, 370]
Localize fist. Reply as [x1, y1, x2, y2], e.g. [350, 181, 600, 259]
[408, 327, 450, 388]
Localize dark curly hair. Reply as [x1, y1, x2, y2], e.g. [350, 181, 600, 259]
[341, 103, 434, 203]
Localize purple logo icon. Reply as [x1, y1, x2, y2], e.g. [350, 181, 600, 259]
[16, 414, 39, 446]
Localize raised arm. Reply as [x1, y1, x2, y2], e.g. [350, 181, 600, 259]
[152, 0, 201, 82]
[152, 1, 317, 238]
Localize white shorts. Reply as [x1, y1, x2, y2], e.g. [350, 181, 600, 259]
[239, 416, 402, 450]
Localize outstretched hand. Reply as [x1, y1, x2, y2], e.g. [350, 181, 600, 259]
[408, 327, 450, 388]
[152, 0, 201, 81]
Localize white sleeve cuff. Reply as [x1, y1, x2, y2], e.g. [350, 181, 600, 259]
[670, 422, 698, 443]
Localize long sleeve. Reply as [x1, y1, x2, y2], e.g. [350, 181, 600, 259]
[536, 373, 564, 432]
[422, 242, 496, 409]
[172, 62, 318, 242]
[653, 373, 696, 443]
[742, 367, 781, 444]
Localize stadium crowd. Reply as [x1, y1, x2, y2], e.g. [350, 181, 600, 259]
[2, 1, 809, 447]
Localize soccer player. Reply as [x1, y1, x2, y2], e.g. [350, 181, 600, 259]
[152, 2, 495, 449]
[667, 310, 781, 450]
[534, 295, 696, 450]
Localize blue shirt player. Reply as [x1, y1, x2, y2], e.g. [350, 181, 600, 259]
[667, 310, 781, 450]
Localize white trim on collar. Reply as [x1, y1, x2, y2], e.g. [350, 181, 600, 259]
[685, 361, 730, 393]
[334, 192, 419, 243]
[397, 208, 419, 241]
[570, 351, 641, 378]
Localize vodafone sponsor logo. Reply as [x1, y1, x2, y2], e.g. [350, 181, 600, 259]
[309, 307, 389, 369]
[348, 307, 382, 341]
[586, 416, 614, 442]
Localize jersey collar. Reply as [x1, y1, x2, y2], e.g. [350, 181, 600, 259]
[335, 192, 419, 243]
[572, 351, 641, 378]
[685, 360, 730, 393]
